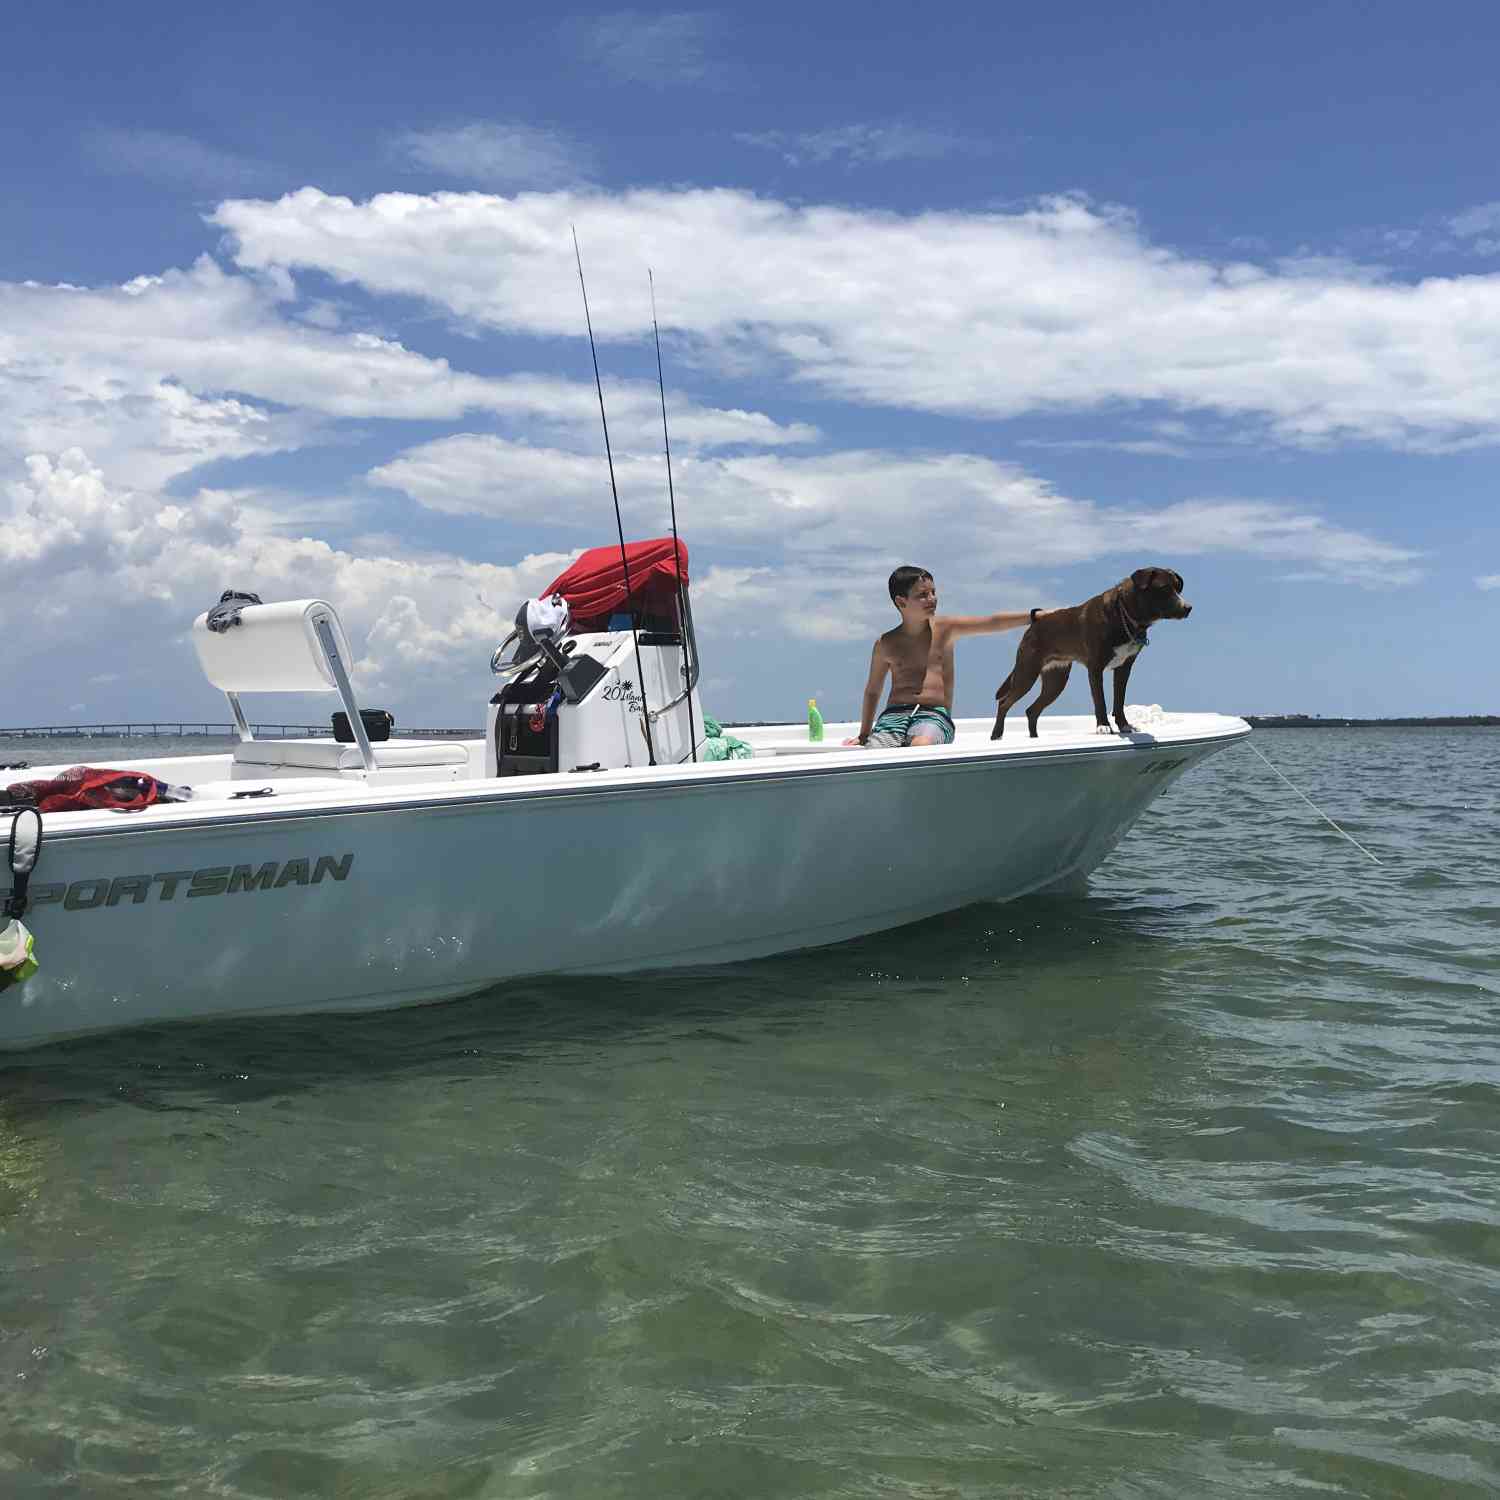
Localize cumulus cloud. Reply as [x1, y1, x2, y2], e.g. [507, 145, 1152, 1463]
[735, 123, 979, 168]
[1, 450, 571, 723]
[4, 184, 1440, 720]
[1478, 573, 1500, 590]
[371, 433, 1423, 593]
[390, 122, 592, 189]
[0, 427, 1421, 725]
[215, 186, 1500, 452]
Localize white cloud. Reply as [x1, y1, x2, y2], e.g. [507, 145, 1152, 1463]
[0, 259, 495, 487]
[1119, 498, 1422, 587]
[1450, 201, 1500, 255]
[390, 122, 592, 189]
[1451, 203, 1500, 236]
[1, 450, 571, 723]
[571, 11, 722, 85]
[371, 433, 1423, 589]
[82, 128, 278, 192]
[215, 186, 1500, 452]
[0, 258, 810, 489]
[1478, 574, 1500, 590]
[1, 186, 1443, 723]
[380, 374, 817, 455]
[0, 437, 1425, 726]
[1272, 253, 1392, 284]
[1017, 437, 1192, 458]
[735, 123, 978, 168]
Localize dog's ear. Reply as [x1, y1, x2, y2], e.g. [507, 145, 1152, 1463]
[1130, 568, 1153, 590]
[1170, 570, 1184, 591]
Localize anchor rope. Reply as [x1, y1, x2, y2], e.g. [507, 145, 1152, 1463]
[1245, 741, 1383, 866]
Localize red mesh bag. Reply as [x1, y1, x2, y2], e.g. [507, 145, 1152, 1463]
[5, 766, 169, 814]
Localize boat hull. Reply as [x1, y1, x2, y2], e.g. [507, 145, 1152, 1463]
[0, 717, 1245, 1048]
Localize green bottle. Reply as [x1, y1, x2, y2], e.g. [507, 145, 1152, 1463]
[807, 698, 824, 742]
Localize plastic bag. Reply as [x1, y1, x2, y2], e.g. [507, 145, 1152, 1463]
[700, 715, 753, 762]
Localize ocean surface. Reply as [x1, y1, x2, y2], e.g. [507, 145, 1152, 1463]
[0, 728, 1496, 1498]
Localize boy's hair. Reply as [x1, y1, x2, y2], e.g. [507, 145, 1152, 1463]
[888, 565, 933, 604]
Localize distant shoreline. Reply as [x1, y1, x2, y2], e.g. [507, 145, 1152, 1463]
[1244, 715, 1500, 728]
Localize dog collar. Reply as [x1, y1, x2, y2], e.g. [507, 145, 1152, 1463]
[1116, 595, 1149, 644]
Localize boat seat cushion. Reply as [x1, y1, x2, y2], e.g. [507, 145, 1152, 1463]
[193, 599, 353, 693]
[232, 739, 468, 772]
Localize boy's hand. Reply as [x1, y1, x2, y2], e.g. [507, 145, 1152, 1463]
[842, 735, 866, 746]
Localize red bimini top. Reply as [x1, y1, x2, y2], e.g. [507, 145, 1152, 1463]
[544, 537, 689, 630]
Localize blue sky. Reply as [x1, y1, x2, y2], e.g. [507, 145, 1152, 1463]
[3, 1, 1497, 727]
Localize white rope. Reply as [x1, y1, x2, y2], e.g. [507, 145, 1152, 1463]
[1245, 741, 1383, 866]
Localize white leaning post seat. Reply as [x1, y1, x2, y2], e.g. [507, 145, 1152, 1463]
[190, 599, 466, 778]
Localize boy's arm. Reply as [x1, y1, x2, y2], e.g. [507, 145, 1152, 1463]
[845, 641, 889, 745]
[940, 608, 1042, 639]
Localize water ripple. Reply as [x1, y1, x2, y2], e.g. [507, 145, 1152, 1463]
[1, 728, 1498, 1495]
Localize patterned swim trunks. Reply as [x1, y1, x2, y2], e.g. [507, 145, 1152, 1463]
[866, 703, 955, 748]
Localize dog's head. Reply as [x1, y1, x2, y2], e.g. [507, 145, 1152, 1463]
[1128, 567, 1192, 621]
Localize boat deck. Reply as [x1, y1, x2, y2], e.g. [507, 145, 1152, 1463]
[6, 709, 1250, 837]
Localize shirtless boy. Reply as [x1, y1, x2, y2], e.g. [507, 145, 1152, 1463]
[846, 566, 1036, 747]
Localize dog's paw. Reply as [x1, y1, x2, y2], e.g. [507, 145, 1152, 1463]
[1115, 721, 1136, 735]
[1094, 724, 1115, 736]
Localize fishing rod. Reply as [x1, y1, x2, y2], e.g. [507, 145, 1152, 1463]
[649, 268, 697, 763]
[573, 228, 656, 766]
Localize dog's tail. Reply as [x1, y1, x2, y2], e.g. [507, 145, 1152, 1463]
[995, 672, 1012, 702]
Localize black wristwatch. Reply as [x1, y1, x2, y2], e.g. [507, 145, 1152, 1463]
[1029, 607, 1042, 623]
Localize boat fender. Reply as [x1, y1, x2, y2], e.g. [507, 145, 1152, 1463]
[1, 808, 42, 990]
[4, 808, 41, 917]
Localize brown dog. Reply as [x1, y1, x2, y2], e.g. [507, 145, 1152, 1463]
[991, 569, 1191, 739]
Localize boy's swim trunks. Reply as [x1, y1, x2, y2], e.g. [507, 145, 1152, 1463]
[866, 703, 955, 748]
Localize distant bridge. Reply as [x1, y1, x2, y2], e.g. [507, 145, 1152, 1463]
[0, 722, 476, 739]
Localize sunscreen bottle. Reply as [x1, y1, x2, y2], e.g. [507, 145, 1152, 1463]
[808, 698, 824, 742]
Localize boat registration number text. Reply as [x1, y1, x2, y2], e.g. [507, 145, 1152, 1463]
[1137, 757, 1189, 776]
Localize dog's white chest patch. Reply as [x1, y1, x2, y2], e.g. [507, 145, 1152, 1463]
[1107, 637, 1147, 670]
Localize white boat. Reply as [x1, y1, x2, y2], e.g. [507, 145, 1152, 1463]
[0, 540, 1248, 1049]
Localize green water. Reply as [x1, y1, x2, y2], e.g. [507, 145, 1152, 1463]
[1, 730, 1497, 1497]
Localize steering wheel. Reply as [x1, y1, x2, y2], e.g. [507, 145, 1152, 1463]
[490, 630, 538, 678]
[491, 631, 580, 678]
